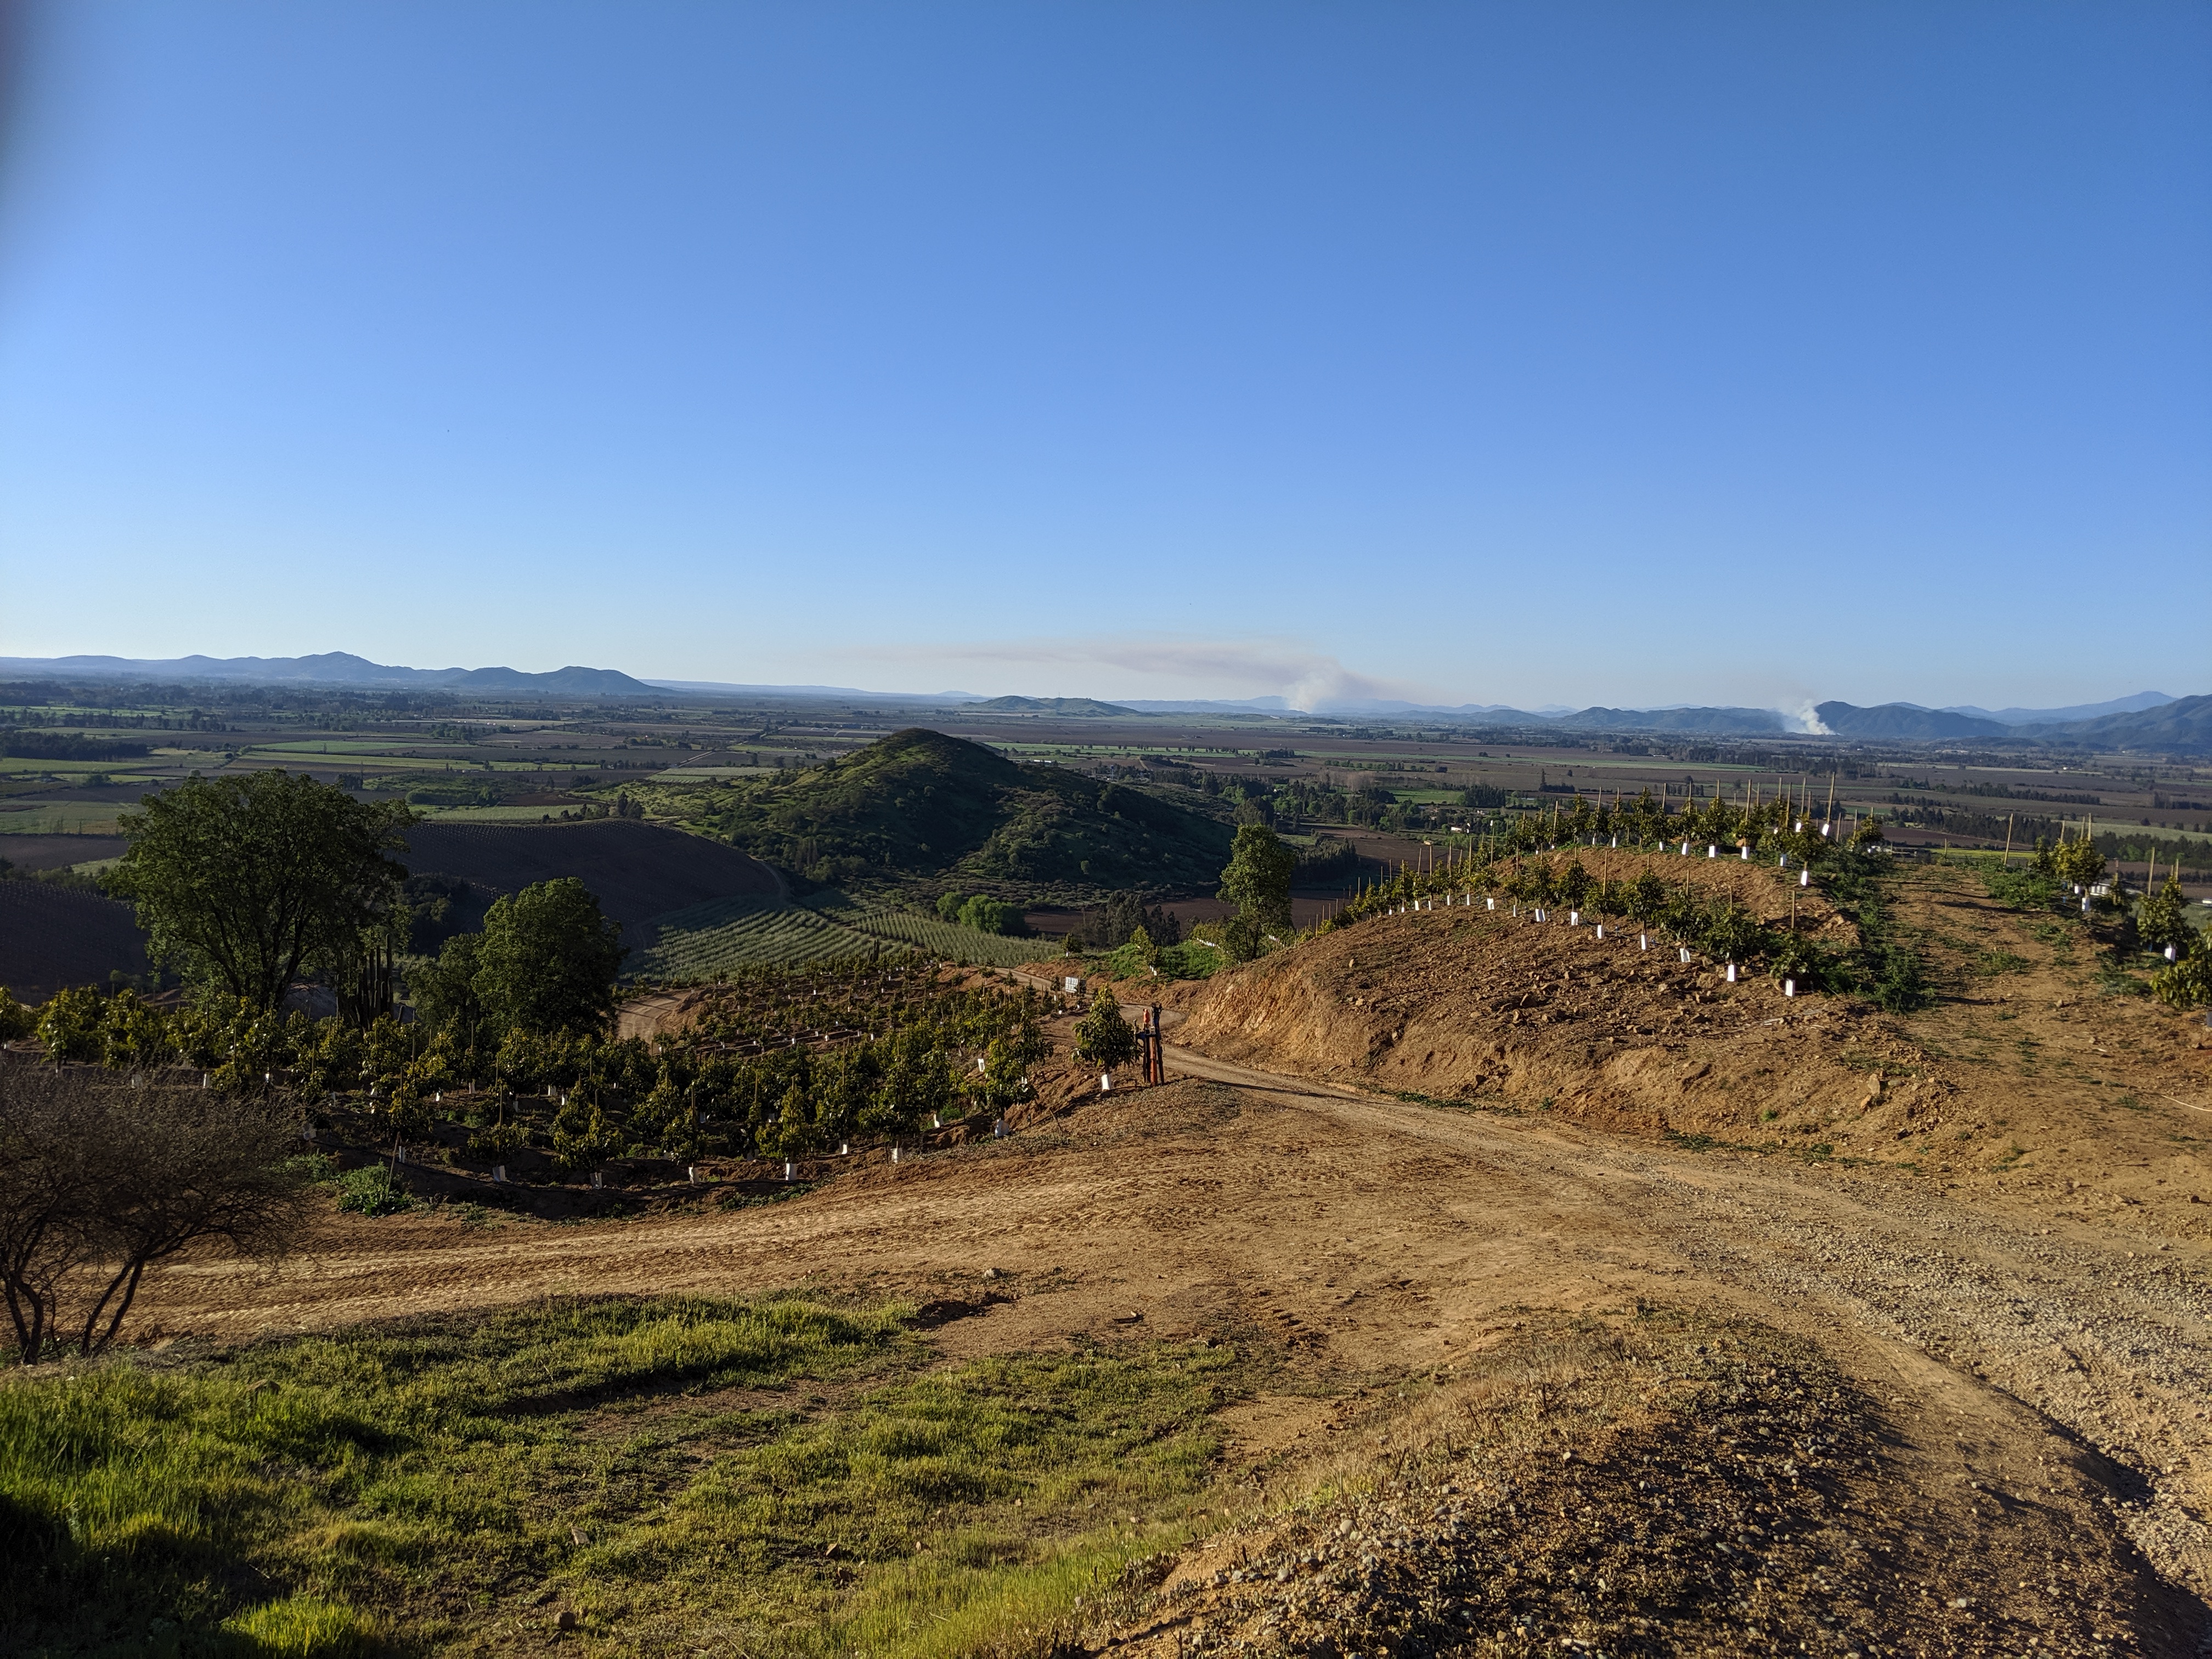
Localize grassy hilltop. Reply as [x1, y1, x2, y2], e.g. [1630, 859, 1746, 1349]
[689, 727, 1233, 896]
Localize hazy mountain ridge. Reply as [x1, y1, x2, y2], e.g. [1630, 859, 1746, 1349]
[0, 651, 657, 697]
[2, 653, 2198, 748]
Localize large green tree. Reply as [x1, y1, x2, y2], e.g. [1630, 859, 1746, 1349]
[471, 878, 625, 1036]
[108, 772, 414, 1015]
[1217, 824, 1296, 958]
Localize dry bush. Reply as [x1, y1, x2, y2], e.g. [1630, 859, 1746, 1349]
[0, 1063, 308, 1362]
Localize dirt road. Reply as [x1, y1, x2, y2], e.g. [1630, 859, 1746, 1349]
[139, 1023, 2212, 1649]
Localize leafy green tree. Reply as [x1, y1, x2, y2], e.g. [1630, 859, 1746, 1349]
[2152, 927, 2212, 1009]
[1628, 871, 1668, 923]
[99, 991, 172, 1073]
[936, 891, 968, 922]
[956, 895, 1028, 936]
[411, 932, 489, 1037]
[1218, 825, 1296, 950]
[294, 1019, 364, 1096]
[107, 772, 413, 1015]
[551, 1092, 627, 1175]
[0, 990, 35, 1044]
[1526, 860, 1560, 909]
[473, 879, 625, 1036]
[1697, 900, 1763, 963]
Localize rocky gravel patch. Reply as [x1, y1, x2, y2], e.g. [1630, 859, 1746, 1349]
[1104, 1311, 2193, 1658]
[1614, 1158, 2212, 1605]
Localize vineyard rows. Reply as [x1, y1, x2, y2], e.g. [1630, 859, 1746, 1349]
[626, 891, 1062, 981]
[839, 909, 1054, 967]
[627, 895, 885, 979]
[799, 893, 1056, 967]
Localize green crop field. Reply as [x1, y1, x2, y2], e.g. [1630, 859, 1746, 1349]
[0, 803, 127, 835]
[418, 804, 585, 822]
[250, 739, 468, 755]
[627, 894, 892, 980]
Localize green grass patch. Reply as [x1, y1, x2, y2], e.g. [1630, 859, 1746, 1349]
[1, 1294, 1245, 1656]
[1980, 865, 2061, 912]
[331, 1165, 413, 1217]
[1971, 949, 2030, 978]
[1389, 1088, 1522, 1118]
[2095, 963, 2149, 999]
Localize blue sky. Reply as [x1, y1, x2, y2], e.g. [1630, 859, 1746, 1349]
[1, 3, 2205, 713]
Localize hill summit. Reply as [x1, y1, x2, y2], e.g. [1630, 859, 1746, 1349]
[698, 727, 1234, 894]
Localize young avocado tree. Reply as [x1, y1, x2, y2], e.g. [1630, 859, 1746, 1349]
[2136, 871, 2191, 956]
[1073, 990, 1139, 1068]
[2152, 927, 2212, 1008]
[2051, 835, 2106, 890]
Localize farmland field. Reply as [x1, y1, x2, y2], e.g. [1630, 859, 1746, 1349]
[624, 894, 888, 978]
[416, 804, 591, 822]
[0, 802, 128, 836]
[623, 891, 1062, 980]
[814, 897, 1059, 967]
[402, 819, 781, 928]
[0, 879, 148, 1001]
[0, 834, 127, 871]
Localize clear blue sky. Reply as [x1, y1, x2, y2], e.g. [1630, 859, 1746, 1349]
[1, 3, 2205, 713]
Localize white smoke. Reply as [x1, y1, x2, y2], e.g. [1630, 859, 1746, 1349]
[872, 635, 1429, 712]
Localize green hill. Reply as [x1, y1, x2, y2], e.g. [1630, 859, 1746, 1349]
[693, 727, 1233, 895]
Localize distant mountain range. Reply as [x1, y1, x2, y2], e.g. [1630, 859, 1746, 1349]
[0, 651, 658, 697]
[1938, 691, 2175, 725]
[2, 652, 2200, 751]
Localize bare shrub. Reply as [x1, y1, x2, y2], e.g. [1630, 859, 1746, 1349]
[0, 1064, 309, 1363]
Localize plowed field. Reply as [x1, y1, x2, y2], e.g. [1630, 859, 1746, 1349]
[0, 879, 148, 1001]
[402, 820, 780, 929]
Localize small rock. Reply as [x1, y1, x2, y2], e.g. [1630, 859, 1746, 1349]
[555, 1609, 578, 1631]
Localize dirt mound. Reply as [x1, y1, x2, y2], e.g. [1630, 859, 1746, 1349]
[400, 819, 780, 927]
[1177, 898, 1892, 1146]
[1179, 851, 2212, 1229]
[0, 879, 148, 1000]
